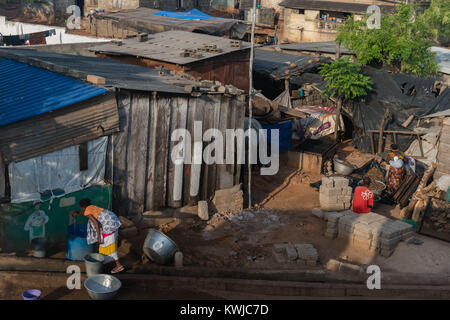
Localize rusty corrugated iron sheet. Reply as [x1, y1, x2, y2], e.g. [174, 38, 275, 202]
[0, 93, 119, 163]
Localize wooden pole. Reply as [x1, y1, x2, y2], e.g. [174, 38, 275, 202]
[248, 0, 257, 209]
[334, 98, 342, 140]
[377, 108, 391, 155]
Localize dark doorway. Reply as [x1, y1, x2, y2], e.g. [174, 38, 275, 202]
[76, 0, 84, 15]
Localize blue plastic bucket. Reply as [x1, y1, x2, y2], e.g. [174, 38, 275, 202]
[66, 224, 95, 261]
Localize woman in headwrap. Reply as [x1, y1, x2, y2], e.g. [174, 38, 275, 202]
[71, 198, 124, 274]
[386, 154, 405, 195]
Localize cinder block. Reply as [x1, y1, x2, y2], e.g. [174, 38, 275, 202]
[286, 245, 298, 261]
[333, 177, 349, 188]
[312, 208, 324, 219]
[273, 243, 288, 253]
[321, 177, 334, 188]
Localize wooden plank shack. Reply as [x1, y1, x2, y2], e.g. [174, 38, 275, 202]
[108, 90, 246, 216]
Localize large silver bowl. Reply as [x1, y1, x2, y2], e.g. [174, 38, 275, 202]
[142, 229, 179, 265]
[84, 274, 121, 300]
[333, 158, 354, 175]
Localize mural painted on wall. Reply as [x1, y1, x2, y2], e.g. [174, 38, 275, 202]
[24, 203, 49, 242]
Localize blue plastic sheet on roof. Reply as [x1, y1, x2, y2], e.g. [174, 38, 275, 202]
[0, 59, 108, 127]
[153, 8, 222, 21]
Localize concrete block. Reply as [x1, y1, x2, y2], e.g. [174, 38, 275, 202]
[198, 201, 209, 221]
[273, 243, 288, 253]
[286, 245, 298, 261]
[306, 260, 317, 266]
[312, 208, 324, 219]
[324, 211, 339, 221]
[174, 251, 183, 268]
[333, 177, 349, 188]
[321, 177, 334, 188]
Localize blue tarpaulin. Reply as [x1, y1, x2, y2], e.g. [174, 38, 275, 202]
[0, 59, 107, 127]
[153, 9, 222, 21]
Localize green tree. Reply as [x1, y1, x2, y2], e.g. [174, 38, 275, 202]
[336, 3, 439, 77]
[319, 57, 373, 139]
[420, 0, 450, 46]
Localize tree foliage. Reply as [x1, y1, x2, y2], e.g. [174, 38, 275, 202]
[420, 0, 450, 46]
[336, 3, 439, 77]
[318, 57, 373, 102]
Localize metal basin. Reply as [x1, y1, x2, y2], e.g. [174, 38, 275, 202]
[84, 274, 121, 300]
[142, 229, 179, 265]
[333, 158, 354, 175]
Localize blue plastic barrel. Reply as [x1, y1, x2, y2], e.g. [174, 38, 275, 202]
[66, 224, 95, 261]
[261, 121, 292, 154]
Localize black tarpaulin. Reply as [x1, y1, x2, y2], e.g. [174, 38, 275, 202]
[346, 67, 450, 152]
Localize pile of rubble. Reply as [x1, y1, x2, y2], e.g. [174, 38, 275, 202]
[319, 176, 353, 211]
[273, 243, 319, 266]
[313, 209, 414, 257]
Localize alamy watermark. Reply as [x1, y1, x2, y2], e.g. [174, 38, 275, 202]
[170, 121, 280, 176]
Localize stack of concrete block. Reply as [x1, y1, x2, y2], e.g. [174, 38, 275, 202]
[273, 243, 319, 266]
[295, 244, 319, 266]
[334, 212, 414, 257]
[319, 177, 352, 211]
[325, 212, 346, 238]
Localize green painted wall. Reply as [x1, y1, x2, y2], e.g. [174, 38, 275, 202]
[0, 185, 112, 253]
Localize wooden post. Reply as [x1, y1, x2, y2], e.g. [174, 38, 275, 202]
[377, 108, 391, 155]
[334, 98, 342, 140]
[336, 42, 340, 59]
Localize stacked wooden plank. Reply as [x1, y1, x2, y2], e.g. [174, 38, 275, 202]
[392, 173, 421, 208]
[435, 117, 450, 180]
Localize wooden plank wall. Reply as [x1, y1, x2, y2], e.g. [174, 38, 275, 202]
[108, 90, 246, 216]
[0, 154, 5, 199]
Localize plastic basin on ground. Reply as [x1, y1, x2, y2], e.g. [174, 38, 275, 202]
[84, 274, 121, 300]
[67, 224, 95, 261]
[22, 289, 41, 300]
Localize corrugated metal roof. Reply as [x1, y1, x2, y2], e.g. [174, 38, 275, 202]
[98, 8, 239, 37]
[275, 41, 351, 55]
[279, 0, 396, 14]
[0, 58, 107, 127]
[89, 31, 251, 65]
[431, 46, 450, 75]
[0, 49, 245, 95]
[254, 48, 331, 79]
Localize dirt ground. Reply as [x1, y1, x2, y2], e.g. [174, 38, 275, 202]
[123, 150, 450, 275]
[14, 148, 450, 279]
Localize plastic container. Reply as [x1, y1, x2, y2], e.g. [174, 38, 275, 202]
[22, 289, 41, 300]
[31, 237, 48, 258]
[84, 253, 105, 277]
[66, 224, 95, 261]
[261, 121, 292, 154]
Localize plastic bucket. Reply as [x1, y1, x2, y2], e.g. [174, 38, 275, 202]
[31, 237, 48, 258]
[84, 253, 105, 277]
[22, 289, 41, 300]
[66, 224, 95, 261]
